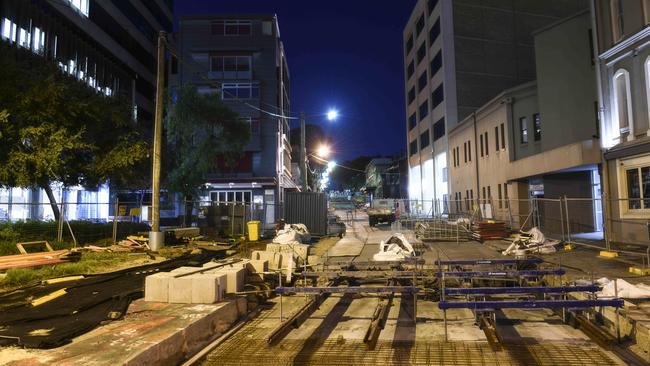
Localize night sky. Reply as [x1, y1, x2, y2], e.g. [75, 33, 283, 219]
[174, 0, 418, 162]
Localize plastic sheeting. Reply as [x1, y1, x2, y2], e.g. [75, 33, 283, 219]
[373, 233, 415, 261]
[598, 278, 650, 299]
[273, 223, 311, 246]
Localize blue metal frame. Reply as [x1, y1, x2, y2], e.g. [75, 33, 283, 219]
[275, 286, 419, 294]
[444, 285, 599, 295]
[438, 299, 624, 309]
[436, 269, 565, 278]
[435, 258, 543, 265]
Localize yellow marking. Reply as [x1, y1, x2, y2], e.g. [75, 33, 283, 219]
[31, 288, 67, 307]
[629, 267, 650, 276]
[599, 250, 619, 258]
[43, 275, 84, 284]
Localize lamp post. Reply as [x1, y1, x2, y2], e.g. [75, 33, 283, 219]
[299, 109, 338, 192]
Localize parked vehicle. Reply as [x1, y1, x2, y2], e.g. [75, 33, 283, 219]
[368, 199, 396, 227]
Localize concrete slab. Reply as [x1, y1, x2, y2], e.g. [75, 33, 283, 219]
[3, 298, 246, 366]
[206, 267, 244, 293]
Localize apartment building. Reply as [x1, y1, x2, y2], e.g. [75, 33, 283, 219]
[171, 15, 293, 227]
[403, 0, 588, 212]
[594, 0, 650, 244]
[449, 10, 602, 235]
[0, 0, 173, 221]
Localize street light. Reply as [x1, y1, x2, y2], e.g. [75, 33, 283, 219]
[327, 109, 339, 121]
[317, 144, 331, 158]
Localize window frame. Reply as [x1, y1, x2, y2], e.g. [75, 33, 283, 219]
[519, 117, 528, 144]
[533, 113, 542, 141]
[211, 20, 253, 36]
[613, 69, 634, 141]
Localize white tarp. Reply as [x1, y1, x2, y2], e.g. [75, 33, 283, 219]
[598, 278, 650, 299]
[373, 233, 415, 261]
[503, 227, 558, 256]
[273, 223, 311, 246]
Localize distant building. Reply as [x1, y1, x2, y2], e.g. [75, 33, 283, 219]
[0, 0, 173, 221]
[448, 10, 601, 234]
[594, 1, 650, 244]
[402, 0, 589, 212]
[364, 158, 401, 200]
[171, 15, 294, 227]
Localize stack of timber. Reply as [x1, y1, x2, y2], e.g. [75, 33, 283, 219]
[472, 221, 508, 241]
[0, 250, 80, 270]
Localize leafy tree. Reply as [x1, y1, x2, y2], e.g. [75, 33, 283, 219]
[0, 46, 148, 220]
[164, 85, 250, 221]
[330, 155, 376, 192]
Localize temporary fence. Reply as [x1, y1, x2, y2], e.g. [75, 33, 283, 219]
[184, 200, 283, 238]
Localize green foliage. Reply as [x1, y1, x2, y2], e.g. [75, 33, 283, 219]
[0, 45, 148, 192]
[164, 85, 250, 196]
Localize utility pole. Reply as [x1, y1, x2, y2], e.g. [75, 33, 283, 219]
[300, 112, 308, 191]
[149, 30, 166, 251]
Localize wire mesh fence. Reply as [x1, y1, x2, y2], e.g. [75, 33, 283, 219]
[183, 200, 283, 238]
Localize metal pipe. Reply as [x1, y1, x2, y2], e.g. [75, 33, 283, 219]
[438, 299, 624, 310]
[443, 285, 599, 295]
[436, 269, 565, 278]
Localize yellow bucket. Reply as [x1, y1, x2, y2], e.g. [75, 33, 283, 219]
[247, 221, 261, 242]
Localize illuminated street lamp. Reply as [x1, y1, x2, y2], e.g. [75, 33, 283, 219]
[317, 144, 331, 158]
[327, 109, 339, 121]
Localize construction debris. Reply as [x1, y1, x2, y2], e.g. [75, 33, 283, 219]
[502, 227, 561, 256]
[373, 233, 415, 261]
[273, 223, 311, 245]
[472, 220, 508, 241]
[0, 249, 81, 271]
[414, 219, 472, 242]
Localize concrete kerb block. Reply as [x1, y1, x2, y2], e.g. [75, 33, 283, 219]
[252, 250, 282, 270]
[144, 272, 174, 302]
[169, 276, 194, 303]
[246, 259, 268, 273]
[206, 267, 245, 293]
[171, 266, 200, 274]
[191, 273, 223, 303]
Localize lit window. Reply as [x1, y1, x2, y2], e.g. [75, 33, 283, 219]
[533, 113, 541, 141]
[67, 0, 89, 17]
[519, 117, 528, 143]
[1, 18, 16, 42]
[613, 69, 633, 141]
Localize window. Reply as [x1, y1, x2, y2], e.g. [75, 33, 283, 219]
[408, 113, 417, 131]
[241, 117, 261, 135]
[480, 134, 484, 157]
[534, 113, 541, 141]
[407, 60, 415, 79]
[408, 87, 416, 104]
[495, 126, 499, 151]
[625, 167, 650, 209]
[210, 190, 252, 203]
[468, 141, 471, 161]
[498, 184, 503, 208]
[614, 69, 632, 140]
[418, 70, 428, 92]
[500, 123, 506, 149]
[67, 0, 89, 17]
[456, 147, 460, 166]
[431, 84, 444, 109]
[433, 117, 445, 141]
[429, 19, 440, 46]
[428, 0, 439, 15]
[610, 0, 624, 41]
[420, 130, 430, 149]
[487, 186, 491, 200]
[519, 117, 528, 143]
[416, 14, 425, 36]
[405, 34, 414, 54]
[646, 58, 650, 129]
[210, 55, 251, 79]
[212, 20, 252, 36]
[417, 43, 426, 64]
[644, 0, 650, 24]
[484, 132, 489, 155]
[463, 142, 467, 163]
[430, 50, 442, 76]
[222, 83, 259, 99]
[504, 182, 509, 208]
[452, 148, 456, 167]
[419, 100, 429, 120]
[410, 139, 418, 156]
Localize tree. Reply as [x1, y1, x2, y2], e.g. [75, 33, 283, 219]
[330, 155, 376, 192]
[164, 85, 250, 222]
[0, 46, 148, 220]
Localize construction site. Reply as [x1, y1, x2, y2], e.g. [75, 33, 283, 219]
[1, 202, 650, 366]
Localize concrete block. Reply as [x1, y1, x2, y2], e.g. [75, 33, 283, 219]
[191, 273, 223, 303]
[252, 250, 282, 270]
[266, 243, 310, 262]
[308, 255, 321, 265]
[168, 276, 194, 303]
[207, 267, 245, 293]
[171, 266, 200, 274]
[144, 272, 174, 302]
[246, 259, 268, 273]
